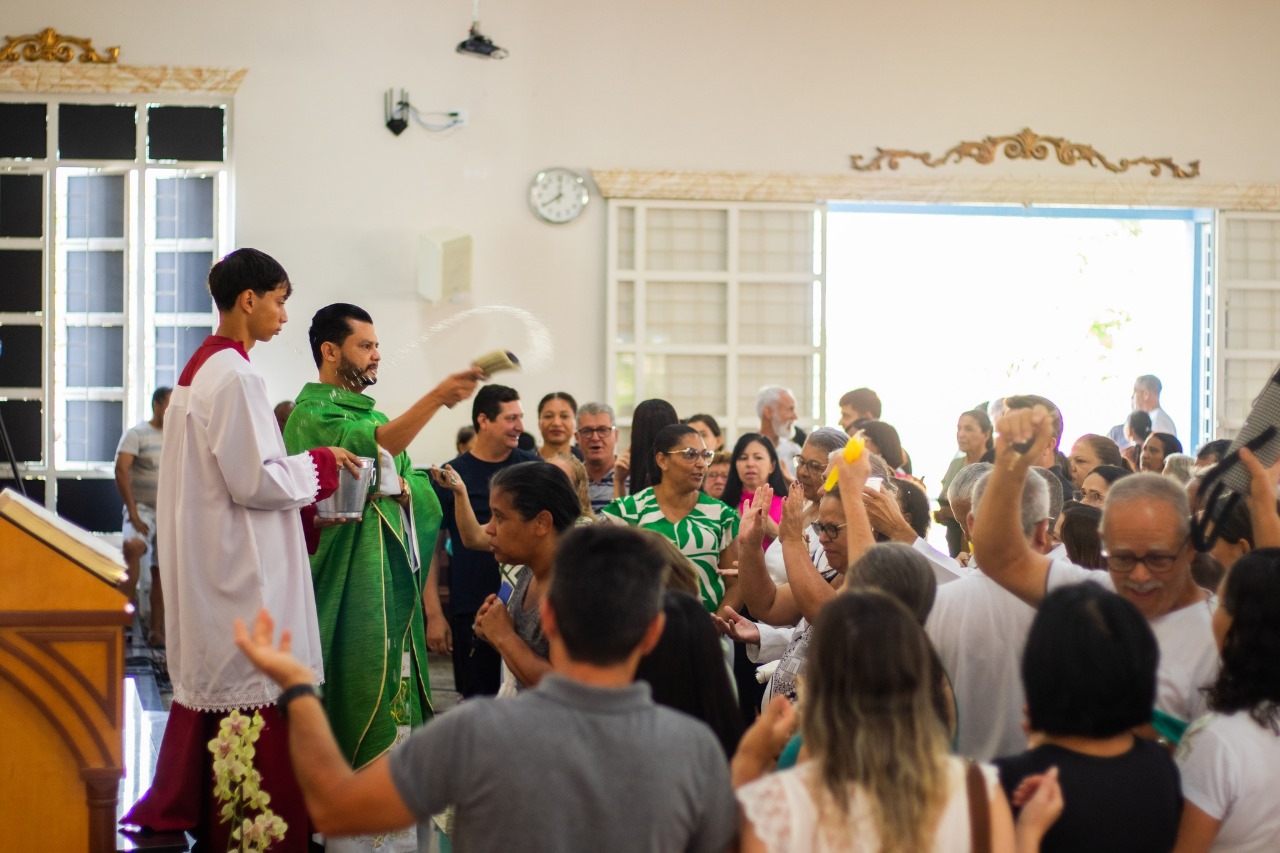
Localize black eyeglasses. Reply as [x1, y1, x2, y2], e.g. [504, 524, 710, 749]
[576, 426, 616, 438]
[665, 448, 715, 463]
[1100, 542, 1186, 573]
[811, 522, 848, 539]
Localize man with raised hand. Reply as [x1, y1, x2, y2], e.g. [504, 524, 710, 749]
[972, 403, 1216, 745]
[285, 304, 480, 773]
[233, 524, 738, 853]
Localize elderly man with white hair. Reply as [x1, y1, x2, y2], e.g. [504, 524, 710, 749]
[973, 404, 1219, 746]
[756, 385, 802, 479]
[926, 467, 1044, 760]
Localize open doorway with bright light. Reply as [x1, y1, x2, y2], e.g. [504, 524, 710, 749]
[826, 203, 1211, 510]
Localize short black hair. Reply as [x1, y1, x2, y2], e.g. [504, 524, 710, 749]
[1022, 584, 1157, 737]
[548, 525, 666, 665]
[1089, 464, 1131, 485]
[839, 388, 882, 419]
[490, 461, 581, 533]
[472, 384, 520, 430]
[152, 386, 172, 407]
[1149, 432, 1183, 457]
[682, 413, 722, 439]
[308, 303, 373, 367]
[207, 248, 291, 312]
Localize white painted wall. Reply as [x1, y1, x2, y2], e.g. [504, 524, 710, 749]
[25, 0, 1280, 459]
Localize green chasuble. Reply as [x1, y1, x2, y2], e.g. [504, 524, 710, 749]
[284, 382, 440, 768]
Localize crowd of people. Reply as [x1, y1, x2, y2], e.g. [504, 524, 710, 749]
[114, 247, 1280, 852]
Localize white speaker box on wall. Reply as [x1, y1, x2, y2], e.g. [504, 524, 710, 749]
[418, 227, 473, 302]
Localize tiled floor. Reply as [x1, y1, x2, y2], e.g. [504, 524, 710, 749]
[115, 646, 460, 850]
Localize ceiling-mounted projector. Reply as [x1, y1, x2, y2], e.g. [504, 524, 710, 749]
[457, 1, 507, 59]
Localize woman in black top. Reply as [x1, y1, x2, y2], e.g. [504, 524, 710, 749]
[994, 584, 1182, 853]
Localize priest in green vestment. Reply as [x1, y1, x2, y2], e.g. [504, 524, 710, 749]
[285, 303, 482, 768]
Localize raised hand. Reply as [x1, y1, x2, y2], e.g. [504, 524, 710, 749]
[777, 481, 806, 543]
[434, 368, 486, 409]
[1014, 766, 1064, 843]
[994, 405, 1054, 472]
[861, 482, 916, 543]
[430, 464, 468, 497]
[233, 609, 314, 689]
[740, 485, 772, 548]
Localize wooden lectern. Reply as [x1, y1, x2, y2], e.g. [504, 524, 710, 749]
[0, 488, 131, 852]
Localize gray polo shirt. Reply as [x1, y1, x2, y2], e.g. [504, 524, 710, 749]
[388, 674, 737, 852]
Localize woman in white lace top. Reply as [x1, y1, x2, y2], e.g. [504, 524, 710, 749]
[732, 589, 1063, 852]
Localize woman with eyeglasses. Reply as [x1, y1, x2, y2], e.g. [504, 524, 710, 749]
[703, 451, 732, 500]
[600, 423, 742, 615]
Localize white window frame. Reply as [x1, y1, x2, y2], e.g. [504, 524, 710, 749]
[0, 92, 233, 512]
[606, 199, 827, 440]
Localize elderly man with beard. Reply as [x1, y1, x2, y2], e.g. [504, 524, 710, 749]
[756, 385, 803, 480]
[284, 303, 481, 839]
[972, 403, 1218, 747]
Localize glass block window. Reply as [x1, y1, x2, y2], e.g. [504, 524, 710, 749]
[643, 354, 728, 416]
[1, 94, 230, 522]
[608, 201, 826, 445]
[740, 281, 813, 346]
[645, 281, 726, 345]
[739, 209, 816, 274]
[1214, 213, 1280, 437]
[645, 208, 728, 272]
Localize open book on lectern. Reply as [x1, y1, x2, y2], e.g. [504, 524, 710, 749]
[0, 488, 127, 586]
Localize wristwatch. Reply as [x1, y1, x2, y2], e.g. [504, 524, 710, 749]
[278, 683, 318, 719]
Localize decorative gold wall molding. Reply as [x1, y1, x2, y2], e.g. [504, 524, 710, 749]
[591, 169, 1280, 212]
[850, 128, 1199, 180]
[1, 27, 118, 64]
[0, 64, 246, 95]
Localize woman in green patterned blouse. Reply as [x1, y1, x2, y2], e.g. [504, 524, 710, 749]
[601, 423, 741, 614]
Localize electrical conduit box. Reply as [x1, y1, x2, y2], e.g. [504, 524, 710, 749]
[418, 227, 472, 303]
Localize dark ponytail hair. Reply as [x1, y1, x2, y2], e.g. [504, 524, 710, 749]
[489, 461, 581, 533]
[650, 423, 698, 486]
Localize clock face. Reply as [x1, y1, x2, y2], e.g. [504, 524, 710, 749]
[529, 168, 589, 224]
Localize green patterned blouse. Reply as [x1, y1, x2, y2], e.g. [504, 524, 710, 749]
[600, 487, 739, 612]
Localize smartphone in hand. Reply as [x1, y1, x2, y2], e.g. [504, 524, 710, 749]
[497, 579, 515, 605]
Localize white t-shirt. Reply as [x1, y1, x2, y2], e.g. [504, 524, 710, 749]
[925, 566, 1037, 760]
[1150, 406, 1178, 437]
[1177, 711, 1280, 852]
[1046, 559, 1219, 728]
[912, 536, 963, 584]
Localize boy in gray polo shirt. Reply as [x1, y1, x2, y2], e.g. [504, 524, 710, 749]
[234, 524, 738, 853]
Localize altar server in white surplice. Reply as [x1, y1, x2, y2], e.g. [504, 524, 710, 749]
[122, 248, 361, 852]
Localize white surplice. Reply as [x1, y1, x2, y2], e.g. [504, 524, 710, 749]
[158, 338, 326, 711]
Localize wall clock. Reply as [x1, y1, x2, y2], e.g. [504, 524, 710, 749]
[528, 167, 589, 224]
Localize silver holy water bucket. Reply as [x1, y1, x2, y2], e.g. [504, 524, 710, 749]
[316, 456, 376, 519]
